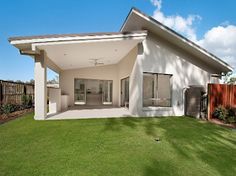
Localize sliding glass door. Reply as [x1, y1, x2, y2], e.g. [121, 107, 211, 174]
[102, 80, 113, 104]
[121, 77, 129, 107]
[74, 79, 113, 105]
[74, 79, 86, 105]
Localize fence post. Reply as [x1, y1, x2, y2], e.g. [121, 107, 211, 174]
[207, 84, 211, 120]
[230, 84, 233, 106]
[0, 81, 2, 106]
[23, 85, 26, 95]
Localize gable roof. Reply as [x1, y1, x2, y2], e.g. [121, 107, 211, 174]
[8, 7, 232, 73]
[120, 8, 233, 73]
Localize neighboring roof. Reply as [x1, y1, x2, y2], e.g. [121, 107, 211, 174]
[9, 30, 147, 43]
[120, 7, 233, 72]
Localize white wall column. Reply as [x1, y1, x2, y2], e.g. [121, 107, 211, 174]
[34, 50, 47, 120]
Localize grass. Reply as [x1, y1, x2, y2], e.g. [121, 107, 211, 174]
[0, 113, 236, 176]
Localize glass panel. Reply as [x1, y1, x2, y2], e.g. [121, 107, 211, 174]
[109, 81, 113, 102]
[121, 77, 129, 106]
[157, 74, 171, 107]
[102, 80, 113, 104]
[125, 78, 129, 102]
[143, 74, 155, 106]
[74, 79, 86, 104]
[86, 80, 102, 105]
[143, 73, 172, 107]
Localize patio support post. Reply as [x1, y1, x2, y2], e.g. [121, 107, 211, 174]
[34, 50, 47, 120]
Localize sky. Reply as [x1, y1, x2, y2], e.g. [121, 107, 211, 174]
[0, 0, 236, 81]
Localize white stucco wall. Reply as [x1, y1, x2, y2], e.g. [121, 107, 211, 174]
[48, 88, 61, 114]
[129, 33, 213, 116]
[34, 51, 47, 120]
[59, 33, 218, 117]
[117, 47, 138, 105]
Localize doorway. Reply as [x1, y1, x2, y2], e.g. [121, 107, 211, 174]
[74, 79, 113, 105]
[121, 77, 129, 107]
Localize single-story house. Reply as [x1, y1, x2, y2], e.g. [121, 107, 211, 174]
[9, 8, 233, 120]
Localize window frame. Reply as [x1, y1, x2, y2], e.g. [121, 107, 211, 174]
[142, 72, 173, 108]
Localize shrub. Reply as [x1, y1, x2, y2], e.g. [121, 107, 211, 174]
[227, 116, 236, 123]
[21, 95, 33, 108]
[1, 104, 17, 115]
[227, 107, 236, 123]
[227, 107, 235, 116]
[213, 105, 236, 124]
[213, 105, 228, 121]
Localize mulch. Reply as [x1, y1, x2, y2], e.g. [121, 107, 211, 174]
[0, 108, 34, 124]
[209, 118, 236, 129]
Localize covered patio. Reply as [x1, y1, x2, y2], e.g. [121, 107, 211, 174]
[47, 106, 132, 120]
[9, 31, 147, 120]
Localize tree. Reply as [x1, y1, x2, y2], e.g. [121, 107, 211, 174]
[16, 80, 24, 83]
[223, 72, 233, 83]
[222, 72, 236, 84]
[29, 79, 35, 84]
[47, 75, 59, 84]
[228, 77, 236, 84]
[25, 79, 34, 84]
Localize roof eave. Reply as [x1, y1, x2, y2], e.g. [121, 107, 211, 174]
[9, 30, 147, 45]
[121, 8, 233, 73]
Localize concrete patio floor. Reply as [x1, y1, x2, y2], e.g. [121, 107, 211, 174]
[47, 105, 132, 120]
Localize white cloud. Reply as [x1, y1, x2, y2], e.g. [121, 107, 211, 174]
[150, 0, 201, 41]
[150, 0, 236, 71]
[198, 25, 236, 68]
[150, 0, 162, 10]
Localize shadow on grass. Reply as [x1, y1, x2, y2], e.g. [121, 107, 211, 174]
[103, 116, 236, 176]
[103, 117, 141, 131]
[103, 117, 160, 138]
[144, 117, 236, 176]
[144, 159, 180, 176]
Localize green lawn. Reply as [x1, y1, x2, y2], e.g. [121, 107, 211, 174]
[0, 113, 236, 176]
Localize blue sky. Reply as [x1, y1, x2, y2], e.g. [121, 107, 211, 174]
[0, 0, 236, 81]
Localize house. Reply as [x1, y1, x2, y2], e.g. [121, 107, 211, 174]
[9, 8, 233, 120]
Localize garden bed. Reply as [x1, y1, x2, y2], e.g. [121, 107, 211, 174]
[209, 118, 236, 129]
[212, 105, 236, 127]
[0, 108, 34, 124]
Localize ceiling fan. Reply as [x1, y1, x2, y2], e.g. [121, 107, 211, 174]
[89, 58, 104, 66]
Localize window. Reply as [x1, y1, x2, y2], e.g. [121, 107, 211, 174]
[143, 73, 172, 107]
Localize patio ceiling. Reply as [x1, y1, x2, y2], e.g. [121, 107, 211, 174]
[37, 39, 141, 70]
[9, 31, 147, 70]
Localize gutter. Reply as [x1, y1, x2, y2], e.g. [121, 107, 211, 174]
[19, 50, 40, 56]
